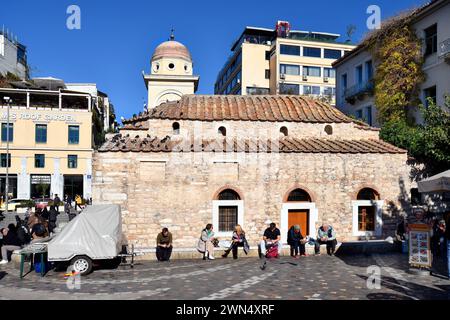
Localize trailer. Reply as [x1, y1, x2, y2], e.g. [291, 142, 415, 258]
[47, 204, 124, 275]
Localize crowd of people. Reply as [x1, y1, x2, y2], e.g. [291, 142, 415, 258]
[0, 193, 82, 265]
[155, 221, 339, 262]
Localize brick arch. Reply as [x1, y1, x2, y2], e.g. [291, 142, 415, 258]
[283, 185, 316, 203]
[213, 185, 244, 201]
[352, 184, 382, 200]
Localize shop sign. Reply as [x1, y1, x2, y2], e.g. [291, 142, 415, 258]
[31, 175, 51, 185]
[0, 112, 76, 122]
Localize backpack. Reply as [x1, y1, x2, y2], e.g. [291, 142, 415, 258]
[265, 245, 278, 259]
[17, 226, 31, 245]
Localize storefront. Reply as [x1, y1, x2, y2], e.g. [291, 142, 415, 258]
[64, 174, 84, 200]
[0, 174, 18, 199]
[30, 174, 51, 199]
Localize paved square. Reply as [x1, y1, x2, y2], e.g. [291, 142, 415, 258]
[0, 253, 448, 300]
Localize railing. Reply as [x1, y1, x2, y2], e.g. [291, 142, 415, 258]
[439, 38, 450, 58]
[344, 79, 374, 102]
[0, 88, 91, 110]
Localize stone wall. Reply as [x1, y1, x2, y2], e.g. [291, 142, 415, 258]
[93, 150, 410, 250]
[121, 119, 379, 140]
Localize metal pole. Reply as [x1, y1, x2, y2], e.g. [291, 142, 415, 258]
[4, 97, 11, 215]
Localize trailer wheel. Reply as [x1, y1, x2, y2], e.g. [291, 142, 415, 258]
[70, 255, 93, 276]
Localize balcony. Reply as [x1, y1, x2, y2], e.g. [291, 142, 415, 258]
[0, 88, 91, 110]
[439, 38, 450, 64]
[344, 79, 374, 104]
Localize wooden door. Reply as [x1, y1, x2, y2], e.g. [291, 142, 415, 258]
[288, 210, 309, 236]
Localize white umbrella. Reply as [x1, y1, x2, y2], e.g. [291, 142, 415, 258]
[417, 169, 450, 193]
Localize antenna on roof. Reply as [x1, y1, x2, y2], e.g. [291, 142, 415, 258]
[169, 28, 175, 41]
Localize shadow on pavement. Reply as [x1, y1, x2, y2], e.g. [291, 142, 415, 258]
[357, 274, 450, 300]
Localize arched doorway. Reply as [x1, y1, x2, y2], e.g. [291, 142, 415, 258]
[212, 187, 244, 237]
[352, 187, 383, 237]
[280, 187, 318, 244]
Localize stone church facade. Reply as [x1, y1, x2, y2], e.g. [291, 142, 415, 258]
[93, 94, 411, 250]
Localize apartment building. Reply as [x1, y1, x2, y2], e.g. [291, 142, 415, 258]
[214, 21, 355, 105]
[333, 0, 450, 127]
[0, 28, 28, 79]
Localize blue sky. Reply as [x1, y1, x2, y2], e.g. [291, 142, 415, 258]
[1, 0, 427, 120]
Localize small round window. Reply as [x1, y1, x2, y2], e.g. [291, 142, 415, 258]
[325, 125, 333, 135]
[153, 63, 160, 73]
[168, 63, 175, 70]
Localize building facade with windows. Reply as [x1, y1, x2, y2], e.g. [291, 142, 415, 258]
[333, 0, 450, 127]
[0, 29, 28, 80]
[214, 22, 355, 105]
[94, 94, 410, 251]
[0, 87, 94, 201]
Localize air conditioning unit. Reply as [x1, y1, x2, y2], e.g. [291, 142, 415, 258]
[323, 77, 329, 83]
[302, 75, 308, 81]
[280, 74, 286, 80]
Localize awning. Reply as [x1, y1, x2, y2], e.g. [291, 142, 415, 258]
[418, 169, 450, 193]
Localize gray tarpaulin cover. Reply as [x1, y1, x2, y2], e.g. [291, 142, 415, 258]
[48, 205, 122, 261]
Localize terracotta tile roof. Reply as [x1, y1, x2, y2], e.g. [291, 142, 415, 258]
[98, 134, 406, 154]
[121, 95, 355, 125]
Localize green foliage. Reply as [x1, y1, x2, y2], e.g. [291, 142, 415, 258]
[371, 24, 425, 124]
[92, 106, 105, 148]
[380, 96, 450, 172]
[36, 183, 50, 198]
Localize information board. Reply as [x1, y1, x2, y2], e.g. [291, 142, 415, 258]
[408, 224, 431, 268]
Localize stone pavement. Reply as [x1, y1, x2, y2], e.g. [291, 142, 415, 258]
[0, 253, 448, 300]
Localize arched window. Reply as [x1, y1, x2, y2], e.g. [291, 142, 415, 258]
[357, 188, 380, 200]
[218, 189, 241, 200]
[218, 126, 227, 137]
[280, 126, 288, 137]
[216, 189, 241, 233]
[324, 125, 333, 135]
[172, 122, 180, 135]
[287, 189, 311, 202]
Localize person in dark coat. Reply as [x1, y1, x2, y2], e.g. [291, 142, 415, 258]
[48, 206, 59, 234]
[41, 207, 49, 221]
[156, 228, 173, 261]
[53, 194, 61, 212]
[0, 227, 22, 264]
[288, 225, 306, 258]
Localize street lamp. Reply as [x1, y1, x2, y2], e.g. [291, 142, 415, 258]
[3, 96, 12, 215]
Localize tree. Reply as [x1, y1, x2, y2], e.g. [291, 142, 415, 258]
[380, 96, 450, 173]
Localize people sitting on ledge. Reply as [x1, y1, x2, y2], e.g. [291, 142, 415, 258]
[287, 225, 306, 258]
[222, 224, 249, 259]
[197, 223, 216, 260]
[259, 222, 282, 258]
[156, 227, 173, 262]
[314, 223, 337, 256]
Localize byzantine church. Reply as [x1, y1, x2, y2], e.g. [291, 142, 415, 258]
[92, 35, 410, 253]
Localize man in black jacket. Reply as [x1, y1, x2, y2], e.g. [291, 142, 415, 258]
[0, 227, 22, 264]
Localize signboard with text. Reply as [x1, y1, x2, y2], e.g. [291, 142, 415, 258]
[408, 224, 431, 268]
[31, 175, 51, 185]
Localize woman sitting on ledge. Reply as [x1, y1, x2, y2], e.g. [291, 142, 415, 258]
[221, 224, 249, 259]
[197, 224, 216, 260]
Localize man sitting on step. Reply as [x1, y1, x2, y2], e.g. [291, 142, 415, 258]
[314, 223, 337, 256]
